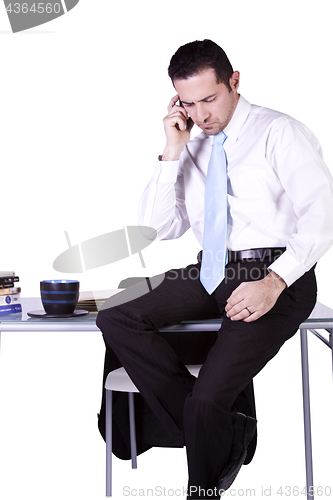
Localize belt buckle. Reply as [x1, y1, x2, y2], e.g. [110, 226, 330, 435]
[241, 248, 272, 261]
[252, 248, 271, 260]
[239, 249, 257, 260]
[259, 248, 271, 260]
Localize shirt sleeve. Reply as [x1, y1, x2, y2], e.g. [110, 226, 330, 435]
[138, 156, 191, 240]
[266, 117, 333, 286]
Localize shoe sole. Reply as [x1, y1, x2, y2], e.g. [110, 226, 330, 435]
[218, 449, 247, 493]
[217, 416, 256, 494]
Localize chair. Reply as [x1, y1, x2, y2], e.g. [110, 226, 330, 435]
[105, 365, 202, 496]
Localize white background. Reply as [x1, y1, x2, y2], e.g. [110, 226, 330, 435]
[0, 1, 332, 499]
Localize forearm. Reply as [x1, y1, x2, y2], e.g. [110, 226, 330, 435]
[161, 145, 184, 162]
[263, 270, 287, 293]
[138, 159, 190, 240]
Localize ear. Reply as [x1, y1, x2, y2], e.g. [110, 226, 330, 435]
[229, 71, 240, 92]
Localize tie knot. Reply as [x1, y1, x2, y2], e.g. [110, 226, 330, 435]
[213, 131, 227, 146]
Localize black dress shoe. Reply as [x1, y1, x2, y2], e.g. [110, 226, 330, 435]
[217, 412, 257, 495]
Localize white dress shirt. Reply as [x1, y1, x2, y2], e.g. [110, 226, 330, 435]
[138, 95, 333, 287]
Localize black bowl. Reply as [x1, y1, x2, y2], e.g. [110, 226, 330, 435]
[40, 280, 79, 315]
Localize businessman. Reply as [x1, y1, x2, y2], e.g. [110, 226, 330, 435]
[97, 40, 333, 498]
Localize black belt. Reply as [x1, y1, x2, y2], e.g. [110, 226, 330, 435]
[227, 247, 286, 262]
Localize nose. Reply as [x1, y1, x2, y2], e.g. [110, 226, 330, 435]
[195, 103, 210, 123]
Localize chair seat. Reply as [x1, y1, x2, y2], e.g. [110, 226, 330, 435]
[105, 368, 139, 393]
[105, 364, 202, 393]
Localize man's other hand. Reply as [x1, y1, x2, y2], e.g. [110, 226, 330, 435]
[225, 271, 287, 322]
[161, 95, 193, 161]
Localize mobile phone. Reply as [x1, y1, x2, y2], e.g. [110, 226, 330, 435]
[178, 99, 194, 131]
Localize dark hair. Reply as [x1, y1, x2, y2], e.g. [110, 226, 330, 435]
[168, 39, 234, 91]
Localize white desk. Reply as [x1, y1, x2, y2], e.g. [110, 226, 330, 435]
[1, 297, 332, 499]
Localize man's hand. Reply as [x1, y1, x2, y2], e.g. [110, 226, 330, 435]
[161, 95, 193, 161]
[225, 271, 287, 322]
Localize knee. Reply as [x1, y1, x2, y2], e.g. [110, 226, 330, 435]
[96, 308, 109, 331]
[184, 392, 222, 417]
[96, 306, 134, 353]
[184, 387, 232, 419]
[96, 305, 124, 333]
[96, 301, 147, 336]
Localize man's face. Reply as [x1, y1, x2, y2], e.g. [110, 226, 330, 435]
[173, 67, 240, 135]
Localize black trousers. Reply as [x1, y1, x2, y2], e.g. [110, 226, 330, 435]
[96, 254, 317, 499]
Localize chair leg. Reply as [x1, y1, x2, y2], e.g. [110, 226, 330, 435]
[300, 328, 314, 500]
[128, 392, 137, 469]
[106, 389, 112, 497]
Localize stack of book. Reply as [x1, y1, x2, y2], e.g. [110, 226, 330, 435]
[0, 272, 22, 316]
[77, 289, 123, 312]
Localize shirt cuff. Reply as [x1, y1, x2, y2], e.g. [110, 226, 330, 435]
[153, 159, 179, 183]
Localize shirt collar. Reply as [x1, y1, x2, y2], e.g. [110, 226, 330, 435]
[223, 94, 251, 143]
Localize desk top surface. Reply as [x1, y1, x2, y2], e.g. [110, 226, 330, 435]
[0, 296, 332, 332]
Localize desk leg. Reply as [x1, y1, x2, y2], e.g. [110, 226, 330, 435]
[106, 389, 112, 497]
[329, 329, 333, 380]
[300, 328, 314, 500]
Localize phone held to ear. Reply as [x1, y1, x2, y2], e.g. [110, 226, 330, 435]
[178, 99, 194, 131]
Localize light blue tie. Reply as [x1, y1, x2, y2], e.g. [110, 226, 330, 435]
[200, 131, 228, 294]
